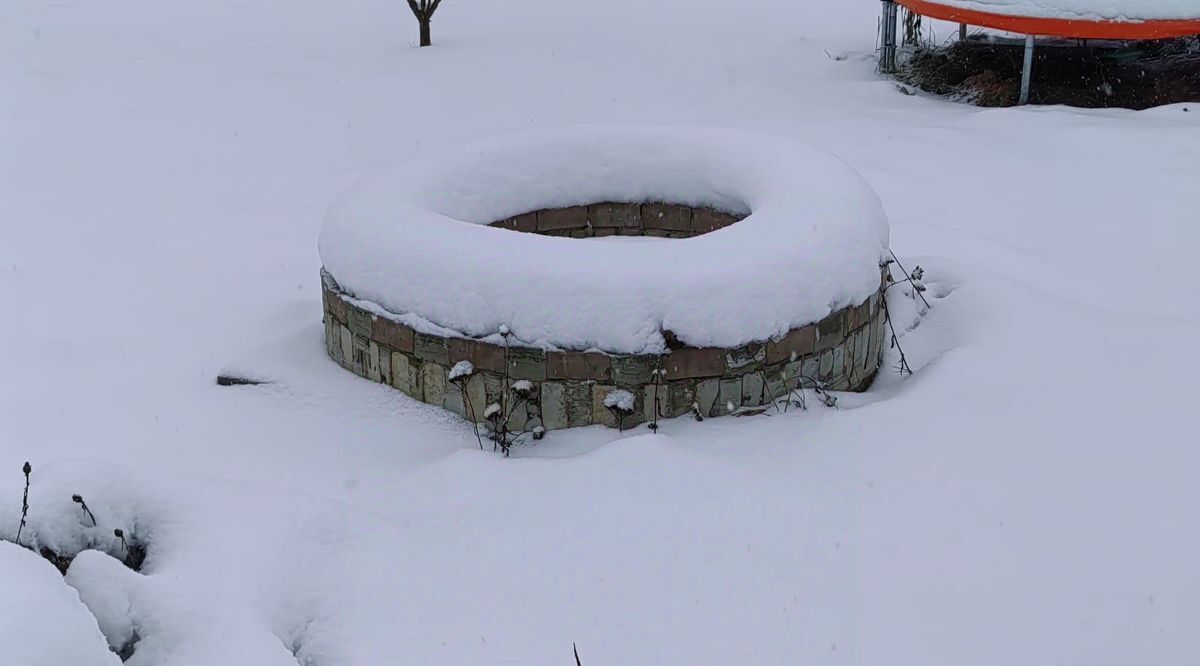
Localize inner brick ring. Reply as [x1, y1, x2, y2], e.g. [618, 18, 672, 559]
[488, 202, 745, 238]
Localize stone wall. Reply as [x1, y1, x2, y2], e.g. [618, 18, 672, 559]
[488, 201, 745, 238]
[321, 262, 890, 432]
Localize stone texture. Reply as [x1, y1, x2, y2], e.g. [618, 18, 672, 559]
[766, 325, 816, 364]
[846, 298, 872, 330]
[511, 212, 538, 232]
[640, 203, 691, 232]
[725, 342, 765, 374]
[819, 350, 834, 382]
[591, 385, 618, 428]
[741, 372, 764, 405]
[537, 206, 588, 231]
[483, 373, 505, 407]
[715, 378, 742, 415]
[540, 381, 567, 430]
[801, 355, 821, 388]
[414, 332, 449, 365]
[347, 306, 373, 338]
[547, 351, 611, 381]
[643, 383, 669, 422]
[338, 325, 353, 367]
[848, 332, 865, 388]
[442, 389, 466, 418]
[827, 369, 851, 391]
[668, 379, 697, 418]
[378, 345, 392, 386]
[322, 259, 885, 431]
[373, 318, 415, 353]
[611, 355, 653, 385]
[325, 291, 348, 324]
[463, 374, 487, 422]
[390, 351, 412, 395]
[815, 309, 846, 352]
[853, 326, 870, 373]
[664, 348, 723, 380]
[763, 365, 787, 404]
[588, 203, 641, 230]
[351, 334, 369, 375]
[783, 358, 804, 386]
[695, 379, 720, 417]
[564, 382, 593, 427]
[366, 341, 383, 382]
[325, 318, 340, 362]
[421, 363, 447, 405]
[391, 352, 420, 398]
[505, 392, 531, 433]
[507, 346, 547, 380]
[447, 337, 506, 374]
[692, 208, 740, 234]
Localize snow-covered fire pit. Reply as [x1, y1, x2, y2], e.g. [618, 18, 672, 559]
[318, 127, 892, 432]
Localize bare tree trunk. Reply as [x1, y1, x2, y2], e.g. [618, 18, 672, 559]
[419, 19, 431, 47]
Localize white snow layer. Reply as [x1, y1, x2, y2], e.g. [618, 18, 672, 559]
[603, 389, 637, 412]
[319, 126, 890, 354]
[448, 360, 474, 380]
[922, 0, 1200, 21]
[6, 0, 1200, 664]
[0, 542, 121, 666]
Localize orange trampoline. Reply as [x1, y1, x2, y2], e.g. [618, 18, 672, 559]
[877, 0, 1200, 103]
[896, 0, 1200, 40]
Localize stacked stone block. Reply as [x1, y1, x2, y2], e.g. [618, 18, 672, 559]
[489, 202, 744, 238]
[322, 265, 889, 432]
[323, 202, 888, 431]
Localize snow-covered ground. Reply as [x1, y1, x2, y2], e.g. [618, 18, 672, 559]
[2, 1, 1198, 664]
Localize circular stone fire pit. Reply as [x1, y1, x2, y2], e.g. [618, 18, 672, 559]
[319, 127, 891, 431]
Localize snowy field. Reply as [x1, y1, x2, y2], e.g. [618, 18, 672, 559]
[2, 1, 1198, 664]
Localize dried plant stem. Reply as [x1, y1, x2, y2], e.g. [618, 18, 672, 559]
[15, 462, 31, 545]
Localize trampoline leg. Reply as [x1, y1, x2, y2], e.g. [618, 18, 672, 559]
[1019, 34, 1035, 105]
[959, 23, 967, 41]
[879, 0, 898, 74]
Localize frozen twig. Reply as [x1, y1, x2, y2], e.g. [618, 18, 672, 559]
[72, 494, 97, 527]
[15, 462, 31, 545]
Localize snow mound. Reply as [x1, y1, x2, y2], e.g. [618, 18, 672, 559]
[0, 542, 121, 666]
[319, 125, 890, 355]
[604, 388, 636, 412]
[924, 0, 1200, 21]
[448, 360, 474, 380]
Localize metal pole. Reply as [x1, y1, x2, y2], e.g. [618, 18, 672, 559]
[1018, 34, 1035, 105]
[879, 0, 898, 73]
[959, 23, 967, 41]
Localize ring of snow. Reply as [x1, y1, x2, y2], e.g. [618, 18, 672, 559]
[319, 126, 890, 355]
